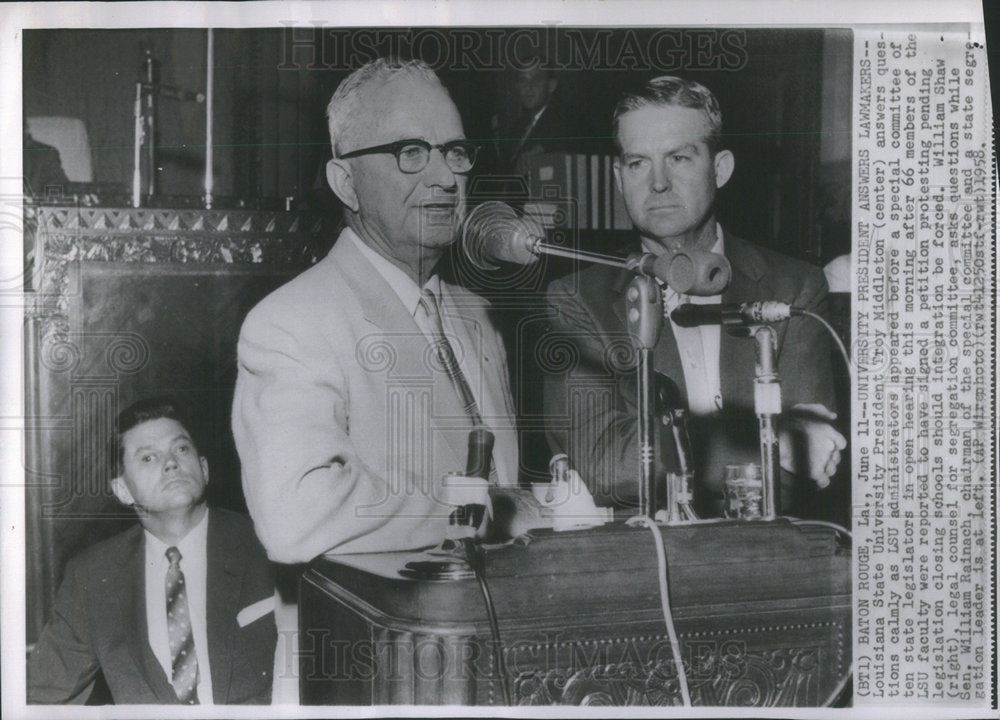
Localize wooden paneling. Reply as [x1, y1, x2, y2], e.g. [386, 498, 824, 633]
[24, 204, 337, 641]
[300, 519, 851, 706]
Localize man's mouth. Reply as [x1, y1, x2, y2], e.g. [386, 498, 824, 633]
[421, 202, 457, 212]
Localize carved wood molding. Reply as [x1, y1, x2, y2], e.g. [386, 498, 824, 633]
[26, 204, 336, 351]
[509, 622, 848, 707]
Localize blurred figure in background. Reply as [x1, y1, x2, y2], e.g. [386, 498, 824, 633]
[491, 54, 579, 175]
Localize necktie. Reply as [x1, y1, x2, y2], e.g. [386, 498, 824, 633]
[165, 547, 199, 704]
[419, 288, 484, 426]
[419, 289, 499, 483]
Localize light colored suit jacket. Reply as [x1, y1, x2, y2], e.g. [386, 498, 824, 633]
[232, 231, 518, 563]
[27, 509, 276, 705]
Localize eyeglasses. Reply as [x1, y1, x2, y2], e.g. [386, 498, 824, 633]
[338, 139, 479, 175]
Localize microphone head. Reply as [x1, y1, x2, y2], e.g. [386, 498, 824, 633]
[462, 201, 541, 269]
[653, 248, 731, 295]
[669, 303, 708, 328]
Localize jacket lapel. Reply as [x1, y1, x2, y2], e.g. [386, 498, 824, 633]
[119, 527, 177, 703]
[329, 233, 416, 334]
[330, 234, 470, 471]
[719, 232, 770, 408]
[206, 509, 242, 705]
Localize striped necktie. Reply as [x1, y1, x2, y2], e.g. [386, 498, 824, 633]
[420, 288, 484, 426]
[165, 546, 199, 704]
[419, 288, 499, 483]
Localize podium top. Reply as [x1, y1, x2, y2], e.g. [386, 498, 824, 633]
[305, 519, 850, 630]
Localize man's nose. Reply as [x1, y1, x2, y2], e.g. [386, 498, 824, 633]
[650, 161, 671, 193]
[423, 147, 458, 189]
[163, 452, 179, 472]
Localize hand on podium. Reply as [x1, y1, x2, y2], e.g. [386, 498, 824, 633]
[488, 487, 553, 540]
[778, 403, 847, 489]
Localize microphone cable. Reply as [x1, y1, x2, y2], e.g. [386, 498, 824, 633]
[463, 538, 512, 706]
[626, 515, 692, 706]
[799, 309, 853, 382]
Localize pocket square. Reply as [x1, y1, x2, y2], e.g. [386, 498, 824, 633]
[237, 595, 275, 628]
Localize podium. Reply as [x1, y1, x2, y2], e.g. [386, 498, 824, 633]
[299, 519, 851, 707]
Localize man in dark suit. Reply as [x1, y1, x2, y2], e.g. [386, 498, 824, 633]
[28, 397, 276, 704]
[492, 60, 577, 174]
[543, 76, 846, 514]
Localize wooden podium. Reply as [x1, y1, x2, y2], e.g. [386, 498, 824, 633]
[300, 519, 851, 707]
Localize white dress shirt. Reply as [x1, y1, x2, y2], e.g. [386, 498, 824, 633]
[345, 229, 517, 486]
[144, 510, 213, 704]
[644, 224, 726, 417]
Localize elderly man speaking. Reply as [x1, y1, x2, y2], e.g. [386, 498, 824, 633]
[233, 58, 519, 563]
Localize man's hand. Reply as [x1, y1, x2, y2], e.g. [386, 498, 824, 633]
[778, 403, 847, 489]
[489, 486, 552, 540]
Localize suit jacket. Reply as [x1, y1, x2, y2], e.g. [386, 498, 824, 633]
[27, 508, 276, 705]
[232, 230, 519, 563]
[494, 101, 580, 175]
[543, 230, 836, 512]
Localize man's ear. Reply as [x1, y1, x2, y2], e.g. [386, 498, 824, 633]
[111, 476, 134, 507]
[200, 456, 209, 484]
[326, 158, 359, 212]
[714, 149, 735, 189]
[612, 158, 623, 195]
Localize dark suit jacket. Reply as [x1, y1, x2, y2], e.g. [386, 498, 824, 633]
[494, 102, 580, 174]
[543, 230, 836, 513]
[28, 508, 276, 705]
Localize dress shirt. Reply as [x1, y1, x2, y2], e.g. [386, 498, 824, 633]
[643, 224, 725, 416]
[345, 229, 517, 486]
[144, 510, 213, 704]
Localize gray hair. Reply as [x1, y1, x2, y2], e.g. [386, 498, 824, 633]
[612, 76, 724, 155]
[326, 58, 446, 156]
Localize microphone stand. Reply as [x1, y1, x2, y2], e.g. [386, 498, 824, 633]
[131, 82, 143, 208]
[624, 274, 662, 518]
[655, 373, 699, 524]
[726, 324, 782, 518]
[130, 45, 207, 208]
[143, 49, 157, 201]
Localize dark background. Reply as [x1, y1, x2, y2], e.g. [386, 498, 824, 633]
[24, 27, 853, 262]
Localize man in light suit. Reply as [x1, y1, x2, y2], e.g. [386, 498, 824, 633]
[28, 397, 276, 704]
[232, 58, 520, 563]
[544, 76, 846, 514]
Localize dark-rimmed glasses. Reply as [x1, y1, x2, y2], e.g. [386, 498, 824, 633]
[338, 139, 479, 174]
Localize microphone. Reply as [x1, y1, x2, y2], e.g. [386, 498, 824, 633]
[462, 201, 542, 268]
[141, 82, 206, 103]
[465, 426, 495, 482]
[461, 200, 730, 296]
[160, 85, 206, 103]
[671, 301, 798, 328]
[630, 249, 732, 296]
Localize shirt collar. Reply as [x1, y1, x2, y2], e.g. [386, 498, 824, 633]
[345, 227, 440, 317]
[143, 507, 209, 563]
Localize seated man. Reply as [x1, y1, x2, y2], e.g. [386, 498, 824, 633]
[28, 397, 276, 705]
[233, 58, 520, 563]
[544, 76, 846, 514]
